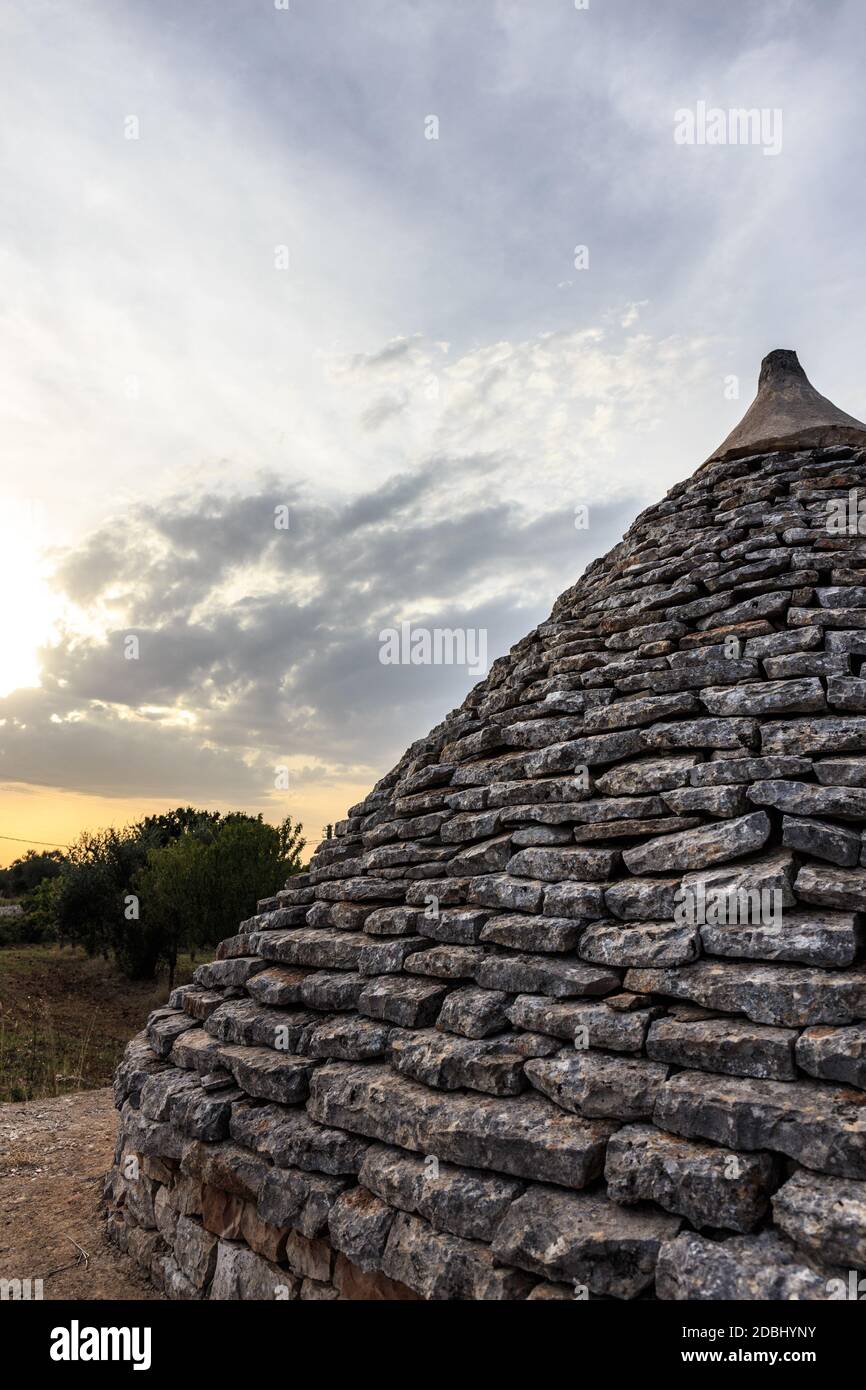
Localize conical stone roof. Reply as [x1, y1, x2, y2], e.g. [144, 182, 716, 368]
[108, 352, 866, 1301]
[708, 349, 866, 463]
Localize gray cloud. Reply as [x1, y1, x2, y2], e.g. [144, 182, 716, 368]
[2, 457, 636, 800]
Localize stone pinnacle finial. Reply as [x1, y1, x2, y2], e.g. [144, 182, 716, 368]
[707, 348, 866, 462]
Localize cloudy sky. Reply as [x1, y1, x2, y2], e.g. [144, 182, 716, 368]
[2, 0, 866, 861]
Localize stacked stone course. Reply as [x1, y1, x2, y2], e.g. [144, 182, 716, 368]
[106, 353, 866, 1300]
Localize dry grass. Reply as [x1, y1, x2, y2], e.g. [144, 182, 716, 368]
[0, 943, 194, 1102]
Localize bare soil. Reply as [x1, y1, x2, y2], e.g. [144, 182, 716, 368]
[0, 1087, 162, 1300]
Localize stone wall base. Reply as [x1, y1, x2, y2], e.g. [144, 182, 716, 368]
[105, 1161, 421, 1301]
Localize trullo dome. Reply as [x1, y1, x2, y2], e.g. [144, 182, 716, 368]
[107, 351, 866, 1300]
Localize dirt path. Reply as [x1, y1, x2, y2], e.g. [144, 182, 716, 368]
[0, 1087, 162, 1300]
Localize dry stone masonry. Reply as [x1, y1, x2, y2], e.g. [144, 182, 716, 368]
[106, 351, 866, 1300]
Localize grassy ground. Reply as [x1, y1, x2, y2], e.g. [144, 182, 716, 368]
[0, 944, 195, 1103]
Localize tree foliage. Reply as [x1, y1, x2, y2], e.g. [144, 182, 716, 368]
[0, 848, 66, 898]
[29, 808, 305, 981]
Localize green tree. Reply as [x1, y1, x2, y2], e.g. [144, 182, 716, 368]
[0, 848, 66, 899]
[31, 808, 305, 981]
[135, 814, 305, 986]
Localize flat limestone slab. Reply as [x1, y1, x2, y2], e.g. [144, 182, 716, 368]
[218, 1046, 319, 1105]
[307, 1063, 616, 1189]
[646, 1016, 797, 1081]
[622, 812, 770, 875]
[654, 1070, 866, 1179]
[491, 1183, 681, 1299]
[605, 1123, 776, 1233]
[656, 1230, 832, 1301]
[772, 1169, 866, 1269]
[525, 1051, 669, 1121]
[625, 960, 866, 1027]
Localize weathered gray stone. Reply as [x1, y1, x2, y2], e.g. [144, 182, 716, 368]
[139, 1067, 201, 1123]
[605, 1124, 777, 1232]
[315, 877, 409, 903]
[179, 1137, 267, 1201]
[506, 846, 619, 882]
[762, 715, 866, 756]
[193, 956, 269, 989]
[254, 928, 366, 971]
[403, 944, 488, 979]
[744, 626, 822, 658]
[594, 755, 701, 796]
[772, 1169, 866, 1269]
[382, 1211, 533, 1300]
[209, 1241, 295, 1300]
[218, 1046, 318, 1105]
[506, 994, 651, 1052]
[814, 756, 866, 787]
[205, 999, 313, 1050]
[146, 1009, 198, 1059]
[646, 1016, 797, 1080]
[795, 861, 866, 911]
[173, 1214, 218, 1289]
[358, 976, 449, 1028]
[246, 966, 312, 1007]
[467, 874, 545, 912]
[436, 987, 511, 1038]
[357, 937, 429, 976]
[543, 881, 607, 919]
[796, 1024, 866, 1090]
[359, 1143, 522, 1243]
[829, 675, 866, 710]
[583, 691, 700, 732]
[404, 878, 470, 909]
[257, 1165, 349, 1237]
[573, 814, 702, 843]
[700, 678, 826, 717]
[491, 1184, 681, 1298]
[230, 1100, 368, 1175]
[524, 729, 645, 776]
[661, 784, 748, 817]
[446, 835, 513, 877]
[640, 717, 758, 752]
[700, 905, 861, 969]
[416, 907, 492, 945]
[622, 812, 770, 874]
[390, 1029, 526, 1096]
[169, 1083, 242, 1141]
[656, 1230, 831, 1301]
[480, 913, 582, 953]
[327, 1187, 395, 1272]
[362, 906, 428, 936]
[526, 1051, 670, 1120]
[579, 921, 699, 968]
[307, 1015, 393, 1061]
[680, 847, 796, 910]
[604, 877, 681, 921]
[475, 953, 619, 999]
[308, 1063, 616, 1188]
[654, 1070, 866, 1178]
[298, 971, 367, 1010]
[749, 778, 866, 821]
[626, 959, 866, 1027]
[567, 794, 667, 824]
[440, 808, 503, 842]
[170, 1028, 225, 1074]
[782, 814, 861, 867]
[689, 755, 813, 786]
[152, 1253, 201, 1301]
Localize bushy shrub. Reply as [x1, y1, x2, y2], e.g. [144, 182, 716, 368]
[32, 808, 305, 981]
